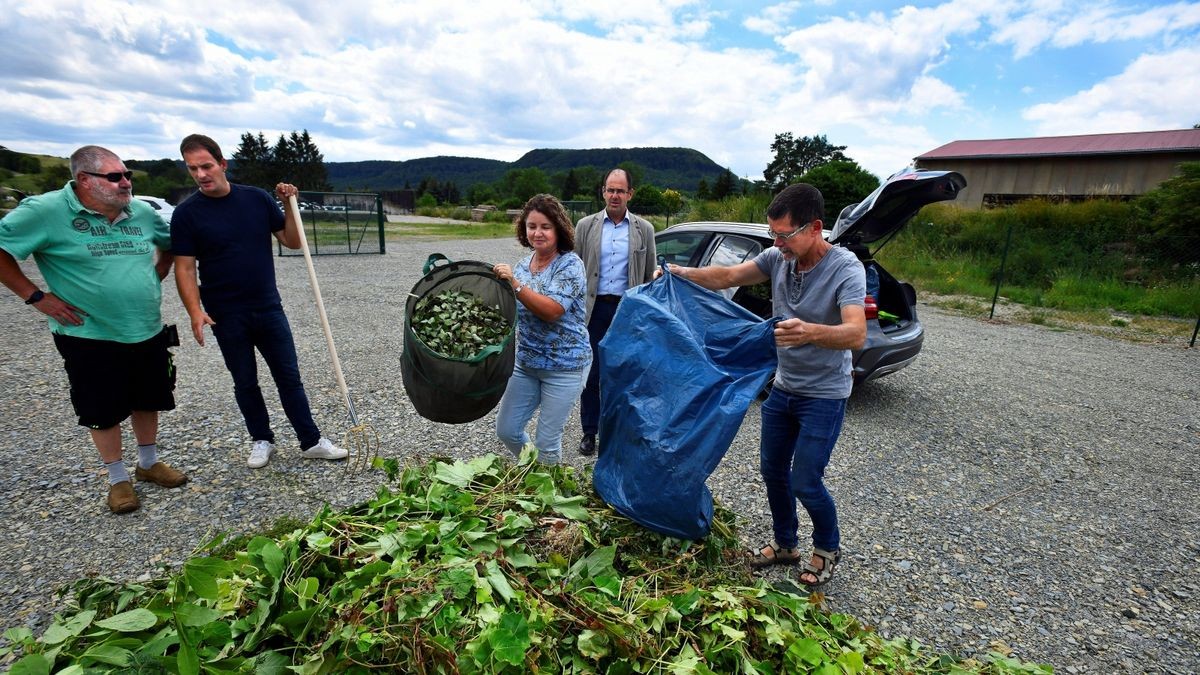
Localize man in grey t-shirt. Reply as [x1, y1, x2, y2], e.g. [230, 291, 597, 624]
[666, 183, 866, 589]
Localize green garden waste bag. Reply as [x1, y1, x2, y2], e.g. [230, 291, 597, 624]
[593, 265, 778, 539]
[401, 254, 517, 424]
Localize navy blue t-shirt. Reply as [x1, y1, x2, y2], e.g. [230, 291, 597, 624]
[171, 184, 285, 315]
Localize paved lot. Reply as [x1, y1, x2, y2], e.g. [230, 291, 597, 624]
[0, 236, 1196, 672]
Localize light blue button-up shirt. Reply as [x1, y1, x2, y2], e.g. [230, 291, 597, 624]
[597, 213, 630, 295]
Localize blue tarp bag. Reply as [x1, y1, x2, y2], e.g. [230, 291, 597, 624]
[593, 267, 778, 540]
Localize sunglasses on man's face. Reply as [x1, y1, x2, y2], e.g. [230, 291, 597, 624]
[81, 170, 134, 183]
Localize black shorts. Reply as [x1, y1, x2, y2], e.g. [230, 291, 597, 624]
[52, 329, 177, 429]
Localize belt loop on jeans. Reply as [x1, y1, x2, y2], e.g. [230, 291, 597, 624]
[596, 294, 621, 304]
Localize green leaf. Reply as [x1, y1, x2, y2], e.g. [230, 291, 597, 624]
[277, 607, 319, 640]
[576, 629, 610, 660]
[488, 612, 530, 667]
[785, 637, 826, 668]
[261, 540, 285, 579]
[433, 455, 496, 487]
[295, 576, 319, 607]
[3, 627, 33, 644]
[7, 654, 52, 675]
[253, 650, 292, 674]
[837, 650, 866, 673]
[485, 560, 516, 603]
[80, 643, 133, 667]
[182, 557, 230, 600]
[569, 545, 616, 580]
[174, 603, 221, 627]
[593, 574, 621, 597]
[551, 494, 589, 520]
[177, 634, 199, 675]
[95, 608, 158, 632]
[41, 609, 95, 644]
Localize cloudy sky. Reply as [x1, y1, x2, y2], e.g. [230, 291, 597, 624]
[2, 0, 1199, 182]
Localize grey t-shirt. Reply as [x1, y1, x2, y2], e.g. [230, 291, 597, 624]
[753, 245, 866, 399]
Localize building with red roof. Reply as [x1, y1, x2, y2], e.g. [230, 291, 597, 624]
[914, 128, 1200, 208]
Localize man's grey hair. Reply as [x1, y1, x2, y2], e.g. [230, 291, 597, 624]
[69, 146, 120, 177]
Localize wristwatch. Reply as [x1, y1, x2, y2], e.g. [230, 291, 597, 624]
[24, 290, 45, 305]
[513, 284, 524, 295]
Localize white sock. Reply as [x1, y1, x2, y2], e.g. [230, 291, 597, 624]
[137, 443, 158, 470]
[105, 460, 129, 485]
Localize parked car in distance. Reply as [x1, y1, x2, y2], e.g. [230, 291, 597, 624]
[134, 195, 174, 224]
[655, 168, 966, 385]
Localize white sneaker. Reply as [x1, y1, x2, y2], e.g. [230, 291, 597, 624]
[248, 440, 275, 469]
[301, 437, 348, 461]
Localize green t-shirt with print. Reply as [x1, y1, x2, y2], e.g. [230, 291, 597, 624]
[0, 182, 170, 343]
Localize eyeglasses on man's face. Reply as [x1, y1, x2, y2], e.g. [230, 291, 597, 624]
[768, 220, 815, 241]
[81, 170, 134, 183]
[603, 187, 630, 196]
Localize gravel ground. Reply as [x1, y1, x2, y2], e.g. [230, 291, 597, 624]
[1, 237, 1197, 673]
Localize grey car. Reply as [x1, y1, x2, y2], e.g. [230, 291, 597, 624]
[655, 168, 966, 385]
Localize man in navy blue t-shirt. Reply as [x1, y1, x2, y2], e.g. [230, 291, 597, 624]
[171, 134, 347, 470]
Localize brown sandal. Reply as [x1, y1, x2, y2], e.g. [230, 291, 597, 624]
[749, 542, 803, 568]
[798, 547, 841, 587]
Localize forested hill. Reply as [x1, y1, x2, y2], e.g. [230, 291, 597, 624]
[325, 156, 510, 192]
[326, 147, 727, 192]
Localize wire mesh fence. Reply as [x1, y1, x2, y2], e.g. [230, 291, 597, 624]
[276, 191, 386, 256]
[985, 227, 1199, 347]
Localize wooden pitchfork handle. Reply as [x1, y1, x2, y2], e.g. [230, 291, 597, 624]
[287, 195, 360, 426]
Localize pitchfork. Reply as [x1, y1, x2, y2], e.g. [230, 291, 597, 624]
[287, 195, 379, 471]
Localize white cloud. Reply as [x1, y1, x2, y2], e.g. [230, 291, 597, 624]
[990, 0, 1200, 58]
[743, 2, 803, 36]
[1023, 46, 1200, 134]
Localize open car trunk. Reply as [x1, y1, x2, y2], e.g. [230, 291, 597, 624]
[831, 168, 966, 333]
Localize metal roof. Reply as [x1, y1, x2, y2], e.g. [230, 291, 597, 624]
[916, 128, 1200, 160]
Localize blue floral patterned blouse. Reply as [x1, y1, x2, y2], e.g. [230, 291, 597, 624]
[512, 251, 591, 370]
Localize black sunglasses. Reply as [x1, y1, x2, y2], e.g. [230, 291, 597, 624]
[81, 170, 134, 183]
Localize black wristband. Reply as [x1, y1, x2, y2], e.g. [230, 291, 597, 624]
[25, 290, 45, 305]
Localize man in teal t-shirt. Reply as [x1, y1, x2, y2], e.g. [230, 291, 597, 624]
[0, 145, 187, 515]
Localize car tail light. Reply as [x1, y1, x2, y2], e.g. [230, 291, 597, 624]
[863, 294, 878, 320]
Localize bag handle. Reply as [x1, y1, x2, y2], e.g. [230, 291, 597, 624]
[423, 253, 453, 276]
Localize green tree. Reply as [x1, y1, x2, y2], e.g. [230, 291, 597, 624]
[271, 134, 298, 186]
[559, 168, 581, 201]
[37, 164, 71, 192]
[1133, 161, 1200, 266]
[287, 129, 331, 191]
[662, 188, 683, 215]
[695, 178, 710, 200]
[230, 132, 274, 188]
[617, 161, 645, 191]
[630, 184, 666, 215]
[763, 133, 848, 193]
[797, 160, 880, 224]
[711, 168, 736, 200]
[501, 167, 550, 203]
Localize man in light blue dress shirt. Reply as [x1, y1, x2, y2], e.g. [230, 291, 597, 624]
[574, 168, 657, 456]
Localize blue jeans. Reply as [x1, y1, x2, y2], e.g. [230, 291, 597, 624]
[496, 359, 590, 464]
[759, 388, 847, 552]
[580, 299, 619, 435]
[210, 306, 321, 450]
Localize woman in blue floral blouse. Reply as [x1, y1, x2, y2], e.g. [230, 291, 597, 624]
[492, 194, 591, 464]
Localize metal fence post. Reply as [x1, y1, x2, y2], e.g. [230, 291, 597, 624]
[990, 219, 1015, 319]
[376, 195, 386, 254]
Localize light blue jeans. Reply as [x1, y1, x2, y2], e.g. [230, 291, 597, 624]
[495, 359, 591, 464]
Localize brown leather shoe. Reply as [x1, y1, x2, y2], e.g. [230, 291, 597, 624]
[107, 481, 140, 514]
[134, 462, 188, 488]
